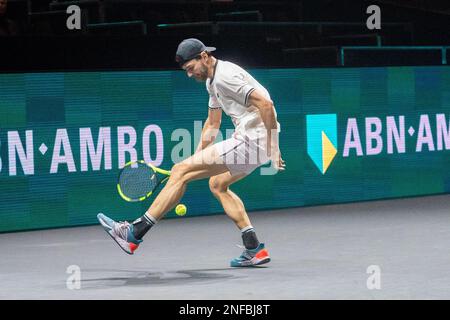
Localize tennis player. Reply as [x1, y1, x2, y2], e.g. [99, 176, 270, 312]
[98, 38, 285, 267]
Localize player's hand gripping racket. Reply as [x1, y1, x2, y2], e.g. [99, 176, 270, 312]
[117, 160, 171, 202]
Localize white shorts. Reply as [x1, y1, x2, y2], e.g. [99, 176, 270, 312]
[213, 135, 271, 176]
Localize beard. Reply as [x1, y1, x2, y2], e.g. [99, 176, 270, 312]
[194, 64, 209, 82]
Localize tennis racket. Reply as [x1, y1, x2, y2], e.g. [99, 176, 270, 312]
[117, 160, 171, 202]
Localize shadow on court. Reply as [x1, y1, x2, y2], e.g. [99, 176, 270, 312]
[79, 268, 240, 289]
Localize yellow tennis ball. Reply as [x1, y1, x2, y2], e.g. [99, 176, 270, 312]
[175, 204, 187, 216]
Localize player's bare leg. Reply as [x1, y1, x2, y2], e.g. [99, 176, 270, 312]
[209, 171, 271, 267]
[145, 145, 229, 221]
[209, 172, 250, 229]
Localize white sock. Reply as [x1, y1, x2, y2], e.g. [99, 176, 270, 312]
[240, 225, 254, 233]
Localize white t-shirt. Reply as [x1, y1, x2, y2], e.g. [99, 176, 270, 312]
[206, 60, 280, 141]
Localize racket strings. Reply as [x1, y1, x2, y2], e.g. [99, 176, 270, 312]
[119, 163, 159, 200]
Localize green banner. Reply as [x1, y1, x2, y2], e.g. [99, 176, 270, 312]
[1, 66, 450, 232]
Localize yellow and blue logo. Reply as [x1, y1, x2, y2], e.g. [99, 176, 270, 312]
[306, 114, 338, 174]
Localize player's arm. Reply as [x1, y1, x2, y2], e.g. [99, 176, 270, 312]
[247, 89, 277, 152]
[195, 107, 222, 153]
[247, 90, 285, 171]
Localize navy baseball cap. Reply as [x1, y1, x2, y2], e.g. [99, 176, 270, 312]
[175, 38, 216, 67]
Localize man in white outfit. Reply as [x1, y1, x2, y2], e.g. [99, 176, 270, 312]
[98, 38, 285, 267]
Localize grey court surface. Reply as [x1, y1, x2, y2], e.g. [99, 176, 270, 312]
[1, 194, 450, 300]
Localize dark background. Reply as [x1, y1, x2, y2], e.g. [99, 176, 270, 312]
[1, 0, 450, 71]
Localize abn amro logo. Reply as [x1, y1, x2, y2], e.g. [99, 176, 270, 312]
[306, 114, 338, 174]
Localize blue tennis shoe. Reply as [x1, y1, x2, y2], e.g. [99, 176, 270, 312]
[97, 213, 142, 255]
[230, 243, 271, 267]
